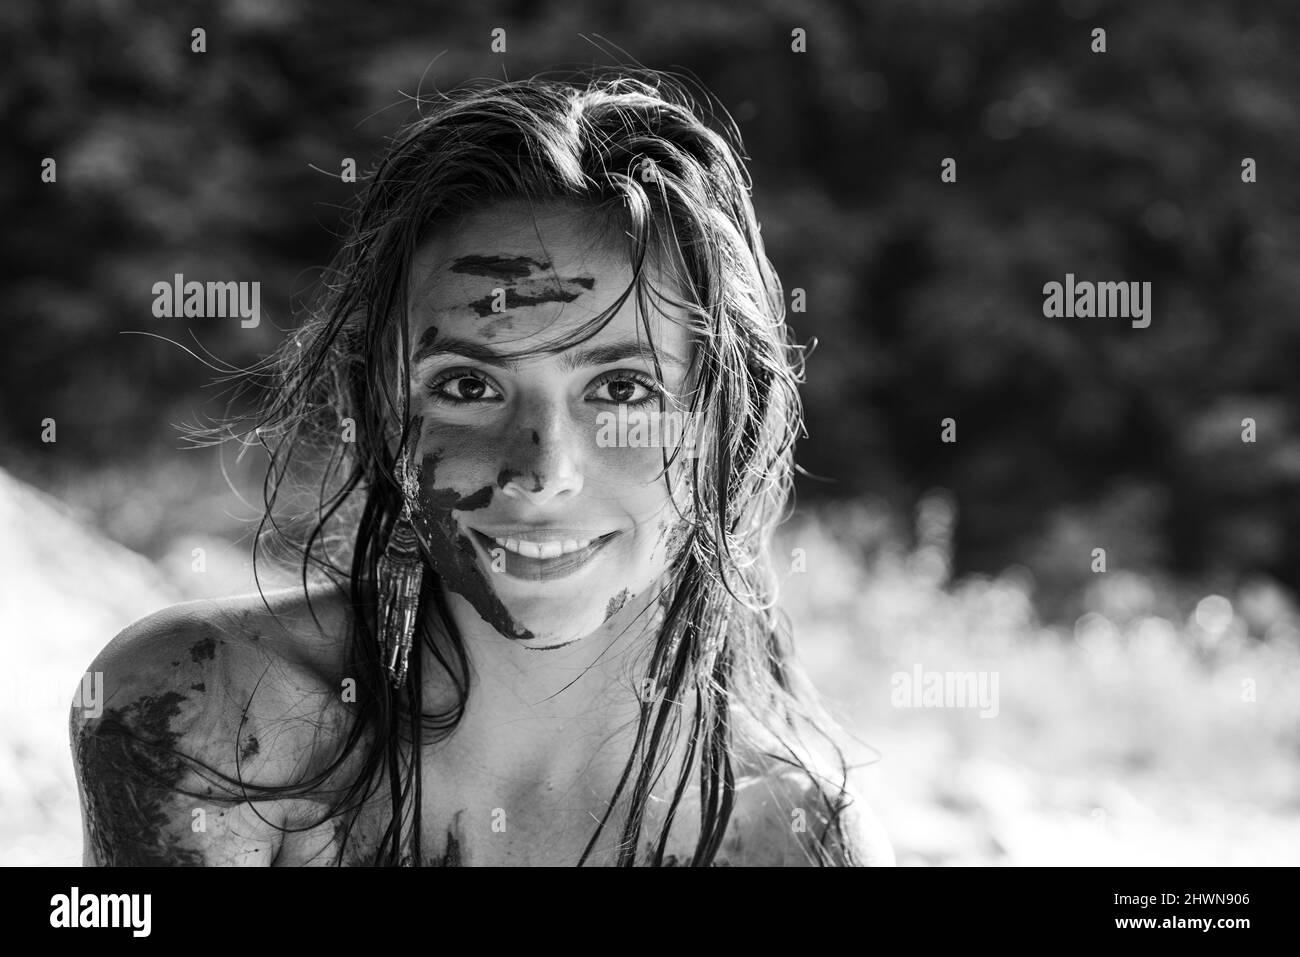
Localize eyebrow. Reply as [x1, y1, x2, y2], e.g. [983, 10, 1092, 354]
[411, 336, 689, 373]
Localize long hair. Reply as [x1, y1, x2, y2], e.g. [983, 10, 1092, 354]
[201, 68, 860, 866]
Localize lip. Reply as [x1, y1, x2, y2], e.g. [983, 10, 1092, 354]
[472, 528, 612, 544]
[468, 528, 620, 582]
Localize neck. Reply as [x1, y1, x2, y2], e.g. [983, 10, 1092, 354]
[415, 577, 674, 787]
[403, 577, 742, 864]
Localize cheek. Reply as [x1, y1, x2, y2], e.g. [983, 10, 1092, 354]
[594, 448, 693, 563]
[410, 419, 689, 531]
[403, 444, 533, 642]
[412, 424, 497, 487]
[589, 439, 688, 494]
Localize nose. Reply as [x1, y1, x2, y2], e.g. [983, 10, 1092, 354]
[498, 405, 584, 506]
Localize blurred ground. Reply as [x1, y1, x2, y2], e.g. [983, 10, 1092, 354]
[0, 461, 271, 866]
[2, 462, 1296, 866]
[0, 467, 178, 866]
[777, 495, 1300, 866]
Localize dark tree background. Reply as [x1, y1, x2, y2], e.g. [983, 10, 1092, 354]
[5, 0, 1298, 623]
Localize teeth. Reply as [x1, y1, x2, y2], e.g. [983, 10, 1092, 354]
[492, 536, 593, 558]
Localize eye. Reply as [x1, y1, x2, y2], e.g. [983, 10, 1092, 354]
[588, 370, 663, 407]
[425, 369, 503, 405]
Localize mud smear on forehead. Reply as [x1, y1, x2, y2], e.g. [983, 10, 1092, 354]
[409, 449, 535, 642]
[466, 280, 596, 318]
[414, 325, 438, 352]
[448, 255, 597, 319]
[449, 255, 543, 282]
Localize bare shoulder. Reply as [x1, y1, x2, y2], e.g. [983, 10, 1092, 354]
[719, 756, 894, 866]
[70, 583, 361, 866]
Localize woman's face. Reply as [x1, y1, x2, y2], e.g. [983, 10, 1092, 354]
[402, 201, 697, 650]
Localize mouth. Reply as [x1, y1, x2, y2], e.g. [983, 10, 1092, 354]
[467, 528, 621, 582]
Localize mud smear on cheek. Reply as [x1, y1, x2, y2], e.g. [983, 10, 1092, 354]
[604, 588, 631, 623]
[412, 451, 534, 642]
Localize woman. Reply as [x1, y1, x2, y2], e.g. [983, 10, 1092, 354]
[70, 71, 893, 866]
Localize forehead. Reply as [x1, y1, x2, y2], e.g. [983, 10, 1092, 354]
[407, 201, 693, 350]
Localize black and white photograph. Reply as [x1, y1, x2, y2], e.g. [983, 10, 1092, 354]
[2, 0, 1296, 922]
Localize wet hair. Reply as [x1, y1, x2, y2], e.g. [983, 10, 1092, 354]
[197, 68, 864, 865]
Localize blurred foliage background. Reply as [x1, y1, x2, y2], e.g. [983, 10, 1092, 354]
[2, 0, 1298, 865]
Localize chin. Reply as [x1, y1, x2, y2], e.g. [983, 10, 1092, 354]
[505, 609, 600, 650]
[517, 633, 586, 652]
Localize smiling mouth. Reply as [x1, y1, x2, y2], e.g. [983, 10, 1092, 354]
[468, 529, 620, 581]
